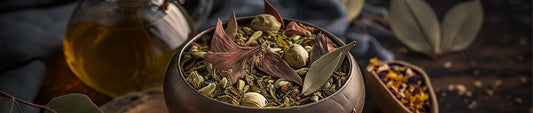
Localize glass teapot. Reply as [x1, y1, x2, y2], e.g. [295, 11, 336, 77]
[63, 0, 195, 97]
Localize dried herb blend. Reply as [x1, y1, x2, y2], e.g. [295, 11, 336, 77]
[179, 0, 356, 108]
[369, 58, 431, 112]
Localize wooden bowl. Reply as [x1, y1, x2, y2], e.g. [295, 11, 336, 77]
[364, 61, 438, 113]
[163, 17, 366, 113]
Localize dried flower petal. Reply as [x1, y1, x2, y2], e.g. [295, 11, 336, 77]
[225, 10, 238, 38]
[263, 0, 284, 28]
[309, 33, 336, 64]
[210, 18, 250, 52]
[257, 46, 303, 85]
[206, 18, 302, 85]
[205, 47, 261, 84]
[285, 21, 311, 36]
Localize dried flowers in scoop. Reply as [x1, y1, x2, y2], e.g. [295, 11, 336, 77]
[369, 58, 431, 112]
[180, 0, 356, 108]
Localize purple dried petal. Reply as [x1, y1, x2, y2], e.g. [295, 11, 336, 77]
[378, 71, 387, 82]
[422, 101, 431, 112]
[408, 75, 421, 83]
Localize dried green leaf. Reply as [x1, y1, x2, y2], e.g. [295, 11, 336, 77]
[225, 10, 238, 38]
[441, 0, 483, 53]
[245, 31, 263, 46]
[302, 41, 356, 96]
[388, 0, 440, 55]
[263, 0, 284, 28]
[45, 93, 103, 113]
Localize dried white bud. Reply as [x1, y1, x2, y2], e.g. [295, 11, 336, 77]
[274, 80, 289, 89]
[283, 44, 309, 68]
[241, 92, 268, 108]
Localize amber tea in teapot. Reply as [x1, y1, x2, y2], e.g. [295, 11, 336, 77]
[63, 0, 194, 97]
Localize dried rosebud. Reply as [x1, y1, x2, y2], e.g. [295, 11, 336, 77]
[285, 21, 311, 36]
[241, 92, 268, 108]
[283, 44, 309, 68]
[250, 14, 281, 33]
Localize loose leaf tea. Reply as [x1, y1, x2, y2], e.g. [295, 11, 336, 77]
[181, 1, 355, 107]
[388, 0, 483, 56]
[369, 58, 431, 113]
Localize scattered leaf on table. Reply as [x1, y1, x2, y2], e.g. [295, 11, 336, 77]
[45, 93, 103, 113]
[225, 10, 238, 38]
[440, 0, 483, 53]
[302, 41, 356, 96]
[388, 0, 440, 55]
[339, 0, 365, 21]
[263, 0, 284, 28]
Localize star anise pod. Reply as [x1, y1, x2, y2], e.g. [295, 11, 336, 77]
[205, 18, 303, 85]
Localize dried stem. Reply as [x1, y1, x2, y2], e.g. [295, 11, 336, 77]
[0, 90, 57, 113]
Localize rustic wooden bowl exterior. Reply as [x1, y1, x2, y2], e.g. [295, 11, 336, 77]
[164, 17, 366, 113]
[364, 61, 439, 113]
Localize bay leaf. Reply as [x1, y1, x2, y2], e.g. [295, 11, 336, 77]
[301, 41, 356, 96]
[388, 0, 440, 55]
[440, 0, 483, 53]
[45, 93, 103, 113]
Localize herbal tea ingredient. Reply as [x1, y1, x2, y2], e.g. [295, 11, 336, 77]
[180, 15, 352, 108]
[370, 58, 431, 113]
